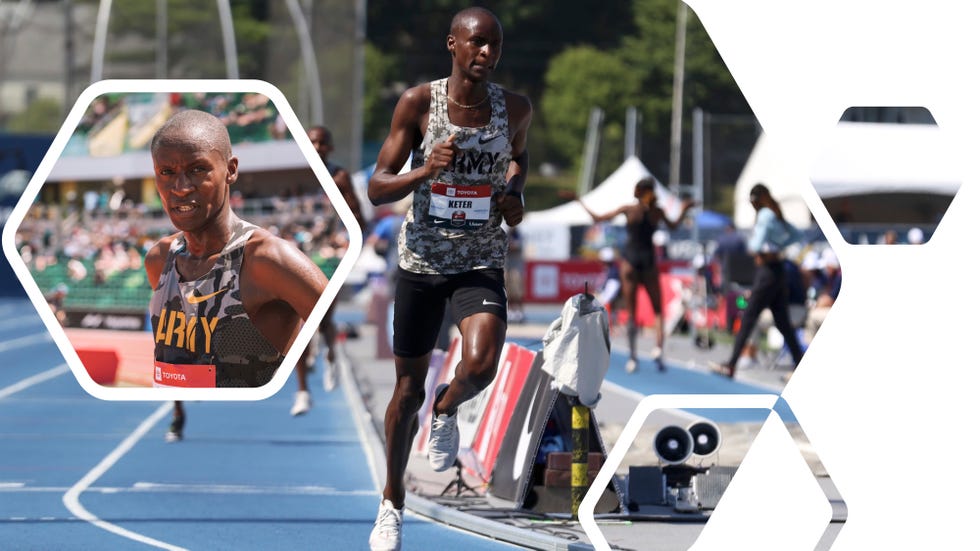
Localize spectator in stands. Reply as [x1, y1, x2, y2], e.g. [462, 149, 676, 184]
[803, 248, 842, 345]
[709, 221, 748, 296]
[45, 283, 68, 326]
[907, 227, 924, 244]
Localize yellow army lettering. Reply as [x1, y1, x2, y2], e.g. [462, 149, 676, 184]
[154, 307, 220, 354]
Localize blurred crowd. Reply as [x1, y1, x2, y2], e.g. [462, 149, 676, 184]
[73, 92, 286, 157]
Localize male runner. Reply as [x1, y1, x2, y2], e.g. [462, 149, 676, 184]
[144, 109, 328, 439]
[291, 125, 366, 416]
[366, 7, 532, 550]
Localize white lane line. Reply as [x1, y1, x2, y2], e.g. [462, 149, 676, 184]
[62, 402, 188, 551]
[130, 482, 377, 496]
[0, 364, 69, 400]
[3, 483, 376, 496]
[337, 343, 386, 494]
[0, 332, 54, 354]
[0, 315, 44, 332]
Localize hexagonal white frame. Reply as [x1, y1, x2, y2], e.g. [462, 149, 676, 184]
[0, 79, 363, 401]
[579, 394, 845, 551]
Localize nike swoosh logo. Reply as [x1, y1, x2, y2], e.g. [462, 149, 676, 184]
[512, 381, 540, 480]
[478, 133, 502, 145]
[482, 299, 503, 307]
[186, 288, 229, 304]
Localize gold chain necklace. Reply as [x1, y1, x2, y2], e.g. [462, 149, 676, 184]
[447, 90, 489, 110]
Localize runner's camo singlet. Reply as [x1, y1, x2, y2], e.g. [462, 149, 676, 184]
[398, 77, 512, 275]
[149, 220, 283, 387]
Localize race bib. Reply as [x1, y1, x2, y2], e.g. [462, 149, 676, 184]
[428, 182, 492, 230]
[153, 360, 217, 388]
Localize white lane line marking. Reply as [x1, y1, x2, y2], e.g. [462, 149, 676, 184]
[0, 332, 54, 354]
[62, 402, 188, 551]
[0, 482, 378, 497]
[0, 315, 44, 331]
[2, 484, 376, 496]
[130, 482, 377, 496]
[0, 364, 69, 400]
[337, 344, 386, 494]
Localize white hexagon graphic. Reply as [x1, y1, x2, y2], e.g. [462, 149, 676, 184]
[1, 79, 362, 402]
[580, 394, 846, 550]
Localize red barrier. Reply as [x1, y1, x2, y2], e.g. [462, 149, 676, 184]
[469, 344, 537, 480]
[66, 329, 155, 387]
[75, 348, 119, 386]
[526, 259, 726, 330]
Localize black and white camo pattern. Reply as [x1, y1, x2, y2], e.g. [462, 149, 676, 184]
[398, 77, 512, 275]
[149, 219, 283, 387]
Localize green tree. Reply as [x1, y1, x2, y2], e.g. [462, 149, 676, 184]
[621, 0, 750, 178]
[366, 0, 632, 96]
[106, 0, 270, 78]
[5, 98, 64, 134]
[362, 43, 399, 144]
[540, 46, 642, 179]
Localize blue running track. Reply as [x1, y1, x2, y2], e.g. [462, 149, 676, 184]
[0, 298, 519, 550]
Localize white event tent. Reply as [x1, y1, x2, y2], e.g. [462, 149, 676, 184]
[734, 121, 962, 229]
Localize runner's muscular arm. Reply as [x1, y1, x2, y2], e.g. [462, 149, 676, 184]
[332, 167, 366, 232]
[580, 201, 629, 224]
[247, 234, 328, 322]
[143, 236, 176, 289]
[555, 187, 629, 223]
[497, 93, 533, 226]
[368, 84, 457, 206]
[660, 199, 697, 230]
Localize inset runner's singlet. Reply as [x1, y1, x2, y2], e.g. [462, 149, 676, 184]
[149, 220, 283, 387]
[398, 77, 512, 275]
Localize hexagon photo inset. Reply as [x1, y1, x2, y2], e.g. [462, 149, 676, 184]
[811, 106, 959, 245]
[6, 85, 360, 396]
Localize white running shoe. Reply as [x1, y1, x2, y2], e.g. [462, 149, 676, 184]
[290, 390, 311, 416]
[427, 383, 460, 472]
[164, 415, 184, 443]
[322, 360, 337, 392]
[368, 499, 403, 551]
[625, 358, 638, 373]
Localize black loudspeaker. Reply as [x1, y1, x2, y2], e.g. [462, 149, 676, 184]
[653, 425, 694, 465]
[687, 420, 722, 457]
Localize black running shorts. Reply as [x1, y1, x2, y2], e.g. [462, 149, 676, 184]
[392, 267, 507, 358]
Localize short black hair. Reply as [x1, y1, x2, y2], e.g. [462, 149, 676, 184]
[636, 177, 655, 189]
[151, 109, 232, 159]
[749, 183, 770, 200]
[308, 125, 333, 145]
[450, 7, 500, 36]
